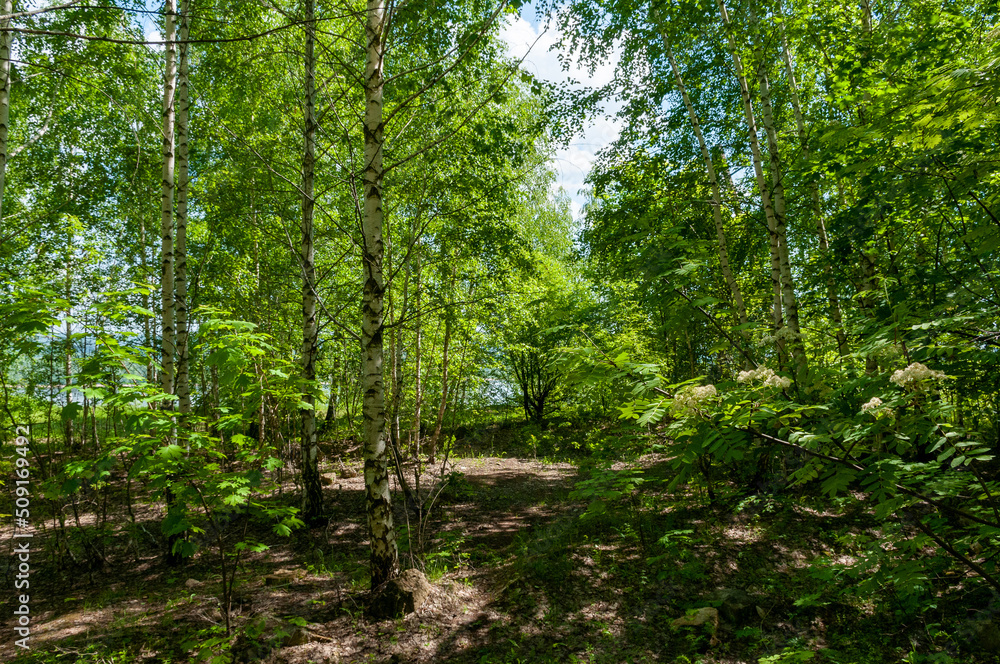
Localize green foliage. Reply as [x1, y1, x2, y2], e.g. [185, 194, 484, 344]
[570, 467, 646, 518]
[439, 470, 478, 503]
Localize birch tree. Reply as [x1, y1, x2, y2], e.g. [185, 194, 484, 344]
[300, 0, 323, 524]
[716, 0, 797, 373]
[777, 13, 848, 357]
[175, 0, 191, 415]
[160, 0, 177, 406]
[0, 0, 11, 220]
[657, 30, 748, 346]
[361, 0, 396, 588]
[748, 4, 806, 378]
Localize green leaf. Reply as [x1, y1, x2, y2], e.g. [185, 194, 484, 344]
[61, 402, 83, 423]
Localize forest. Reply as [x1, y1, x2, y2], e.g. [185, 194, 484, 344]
[1, 0, 999, 661]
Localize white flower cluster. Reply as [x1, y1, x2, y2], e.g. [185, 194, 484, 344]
[763, 327, 800, 344]
[672, 384, 718, 416]
[861, 397, 883, 412]
[737, 366, 792, 390]
[889, 362, 946, 389]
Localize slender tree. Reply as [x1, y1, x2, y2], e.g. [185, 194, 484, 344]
[717, 0, 787, 368]
[300, 0, 323, 524]
[658, 31, 749, 346]
[749, 5, 806, 378]
[160, 0, 177, 405]
[778, 14, 848, 357]
[361, 0, 397, 588]
[0, 0, 11, 220]
[175, 0, 191, 415]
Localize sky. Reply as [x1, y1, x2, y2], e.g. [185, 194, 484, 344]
[498, 3, 623, 221]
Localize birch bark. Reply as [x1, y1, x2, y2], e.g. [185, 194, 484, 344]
[362, 0, 397, 588]
[752, 45, 807, 378]
[160, 0, 177, 405]
[660, 37, 748, 339]
[160, 1, 182, 566]
[411, 241, 422, 460]
[299, 0, 323, 523]
[175, 0, 191, 414]
[717, 0, 788, 369]
[0, 0, 11, 220]
[64, 239, 74, 449]
[859, 0, 879, 374]
[779, 21, 848, 357]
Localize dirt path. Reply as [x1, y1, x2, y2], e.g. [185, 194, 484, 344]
[0, 456, 586, 664]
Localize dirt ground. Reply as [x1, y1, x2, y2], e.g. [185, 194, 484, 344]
[0, 454, 591, 663]
[1, 448, 989, 663]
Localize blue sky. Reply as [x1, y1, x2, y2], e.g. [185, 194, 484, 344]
[499, 2, 622, 221]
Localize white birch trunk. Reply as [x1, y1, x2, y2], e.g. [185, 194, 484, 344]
[779, 22, 848, 357]
[717, 0, 788, 367]
[660, 37, 748, 337]
[160, 0, 177, 405]
[64, 242, 74, 449]
[300, 0, 323, 523]
[0, 0, 12, 220]
[411, 240, 422, 460]
[175, 0, 191, 414]
[753, 49, 808, 378]
[362, 0, 397, 588]
[160, 2, 182, 566]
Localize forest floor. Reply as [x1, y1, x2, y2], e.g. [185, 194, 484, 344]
[1, 425, 995, 664]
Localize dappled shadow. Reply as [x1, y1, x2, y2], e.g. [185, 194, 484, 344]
[2, 454, 971, 664]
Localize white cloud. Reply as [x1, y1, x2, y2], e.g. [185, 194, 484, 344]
[499, 9, 623, 222]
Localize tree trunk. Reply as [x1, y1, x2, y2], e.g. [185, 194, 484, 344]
[299, 0, 323, 524]
[0, 0, 12, 220]
[160, 0, 183, 567]
[362, 0, 397, 589]
[860, 249, 879, 374]
[324, 363, 338, 431]
[411, 240, 422, 460]
[211, 363, 219, 423]
[660, 37, 748, 341]
[717, 0, 787, 367]
[388, 248, 409, 455]
[64, 236, 75, 450]
[779, 21, 848, 358]
[141, 219, 153, 386]
[160, 0, 177, 407]
[750, 7, 807, 379]
[427, 315, 451, 464]
[175, 0, 191, 415]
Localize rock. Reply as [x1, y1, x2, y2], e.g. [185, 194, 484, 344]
[368, 568, 432, 619]
[705, 587, 754, 623]
[265, 569, 302, 586]
[281, 627, 314, 647]
[339, 466, 359, 479]
[321, 475, 334, 486]
[672, 606, 719, 628]
[185, 578, 203, 589]
[671, 607, 720, 646]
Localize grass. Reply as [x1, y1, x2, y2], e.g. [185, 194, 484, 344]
[5, 421, 997, 663]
